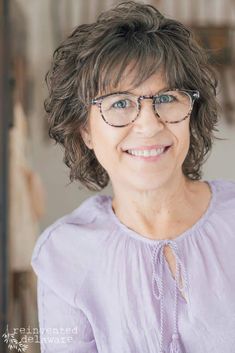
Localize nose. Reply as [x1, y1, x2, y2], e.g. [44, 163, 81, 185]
[132, 98, 165, 135]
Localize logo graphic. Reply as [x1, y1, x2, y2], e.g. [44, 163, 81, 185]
[2, 325, 28, 352]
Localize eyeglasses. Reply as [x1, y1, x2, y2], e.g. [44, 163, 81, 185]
[90, 88, 200, 127]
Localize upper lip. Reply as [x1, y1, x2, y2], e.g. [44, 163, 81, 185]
[123, 144, 172, 151]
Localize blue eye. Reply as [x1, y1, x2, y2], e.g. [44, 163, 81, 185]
[155, 95, 175, 104]
[112, 100, 130, 109]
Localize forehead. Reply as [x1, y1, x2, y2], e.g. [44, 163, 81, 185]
[123, 71, 168, 96]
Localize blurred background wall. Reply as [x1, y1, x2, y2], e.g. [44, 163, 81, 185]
[1, 1, 235, 352]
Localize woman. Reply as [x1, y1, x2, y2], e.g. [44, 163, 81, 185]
[31, 1, 235, 352]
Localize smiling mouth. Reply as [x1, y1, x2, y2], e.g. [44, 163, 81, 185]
[123, 145, 171, 158]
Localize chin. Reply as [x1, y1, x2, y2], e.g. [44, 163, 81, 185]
[127, 175, 172, 192]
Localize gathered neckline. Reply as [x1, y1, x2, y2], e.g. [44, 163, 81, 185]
[103, 179, 217, 245]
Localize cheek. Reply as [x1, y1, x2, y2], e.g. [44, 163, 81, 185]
[179, 129, 191, 161]
[170, 124, 190, 158]
[90, 121, 126, 169]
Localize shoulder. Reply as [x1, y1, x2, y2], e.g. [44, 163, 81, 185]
[205, 179, 235, 256]
[31, 193, 109, 262]
[31, 194, 112, 305]
[210, 178, 235, 205]
[208, 178, 235, 228]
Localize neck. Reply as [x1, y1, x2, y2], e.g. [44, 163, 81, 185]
[111, 175, 208, 241]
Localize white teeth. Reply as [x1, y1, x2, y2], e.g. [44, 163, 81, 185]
[127, 148, 165, 156]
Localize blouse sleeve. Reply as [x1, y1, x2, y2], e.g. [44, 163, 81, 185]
[37, 278, 98, 353]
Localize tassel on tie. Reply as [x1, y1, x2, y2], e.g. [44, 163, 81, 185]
[169, 333, 185, 353]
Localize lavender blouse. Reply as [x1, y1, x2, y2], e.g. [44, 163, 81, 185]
[31, 179, 235, 353]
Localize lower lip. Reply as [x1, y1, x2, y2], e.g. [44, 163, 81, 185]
[124, 146, 171, 161]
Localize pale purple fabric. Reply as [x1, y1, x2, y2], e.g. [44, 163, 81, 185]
[31, 179, 235, 353]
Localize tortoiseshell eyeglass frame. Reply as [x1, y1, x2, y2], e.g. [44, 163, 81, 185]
[90, 88, 200, 127]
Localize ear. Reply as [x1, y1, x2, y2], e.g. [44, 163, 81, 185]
[80, 125, 93, 150]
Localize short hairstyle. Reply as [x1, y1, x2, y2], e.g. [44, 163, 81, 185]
[44, 0, 221, 191]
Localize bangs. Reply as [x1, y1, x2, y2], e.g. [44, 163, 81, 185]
[82, 30, 199, 104]
[90, 33, 171, 98]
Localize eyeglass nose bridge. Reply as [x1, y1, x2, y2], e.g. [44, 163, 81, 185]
[138, 95, 157, 104]
[137, 94, 162, 119]
[138, 95, 155, 100]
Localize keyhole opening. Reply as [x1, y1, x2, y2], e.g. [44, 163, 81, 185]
[163, 245, 187, 303]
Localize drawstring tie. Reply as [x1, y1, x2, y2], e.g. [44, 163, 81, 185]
[151, 240, 187, 353]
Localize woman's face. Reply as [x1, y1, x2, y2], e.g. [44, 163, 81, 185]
[80, 70, 191, 193]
